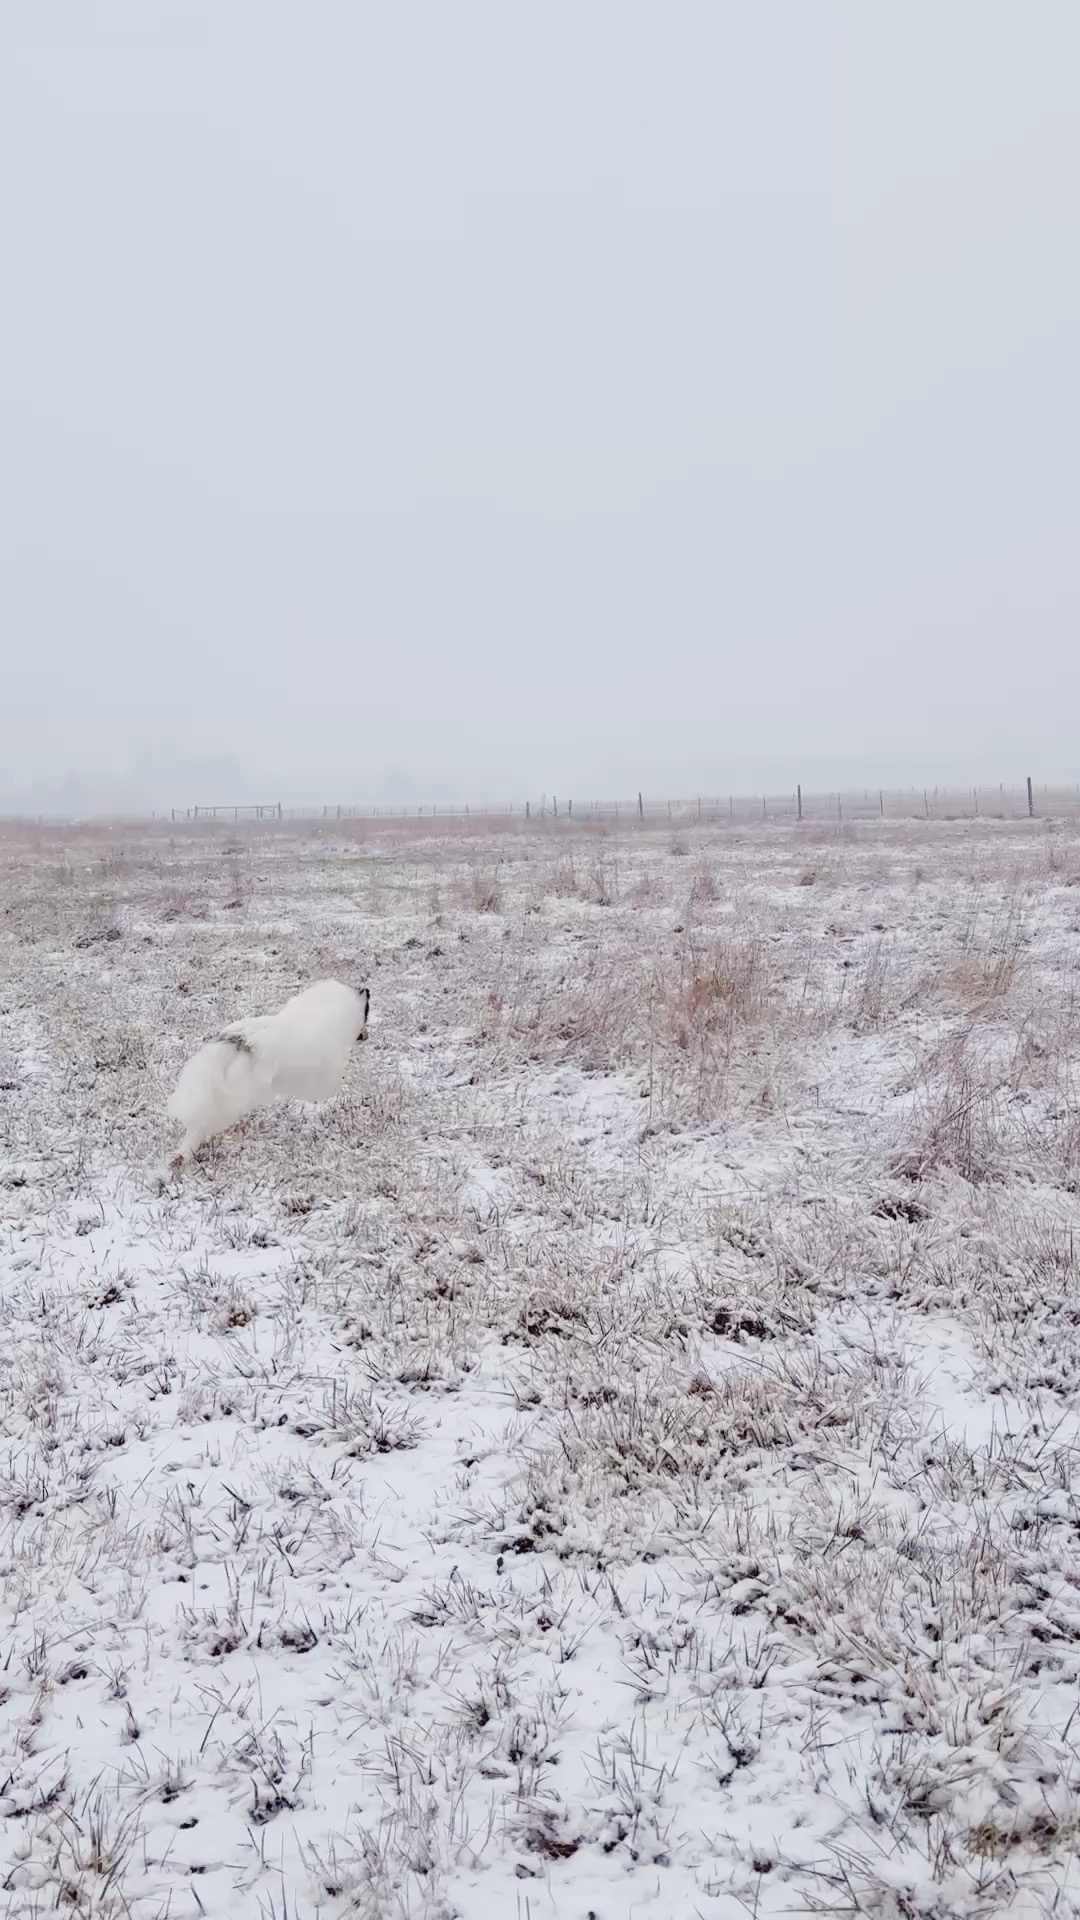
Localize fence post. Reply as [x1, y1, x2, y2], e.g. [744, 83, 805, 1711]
[568, 798, 573, 818]
[638, 791, 643, 821]
[837, 793, 842, 822]
[526, 800, 530, 820]
[553, 797, 557, 818]
[924, 790, 929, 818]
[277, 802, 282, 820]
[1027, 775, 1034, 817]
[879, 790, 884, 816]
[797, 783, 802, 823]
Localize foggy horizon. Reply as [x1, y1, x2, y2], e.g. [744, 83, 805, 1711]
[4, 5, 1078, 815]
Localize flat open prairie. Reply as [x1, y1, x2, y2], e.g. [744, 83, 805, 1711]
[2, 813, 1080, 1918]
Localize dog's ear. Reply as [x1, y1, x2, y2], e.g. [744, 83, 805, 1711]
[356, 985, 370, 1039]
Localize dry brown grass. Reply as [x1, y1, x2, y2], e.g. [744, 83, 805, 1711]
[664, 935, 771, 1045]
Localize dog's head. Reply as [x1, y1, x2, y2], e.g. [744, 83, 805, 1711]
[355, 985, 370, 1042]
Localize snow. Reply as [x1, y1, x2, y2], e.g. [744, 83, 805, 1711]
[1, 813, 1079, 1916]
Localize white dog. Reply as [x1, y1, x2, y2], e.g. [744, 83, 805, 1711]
[167, 979, 369, 1171]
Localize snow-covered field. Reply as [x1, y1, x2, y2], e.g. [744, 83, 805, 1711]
[3, 813, 1080, 1919]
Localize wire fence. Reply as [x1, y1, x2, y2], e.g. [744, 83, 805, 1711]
[170, 779, 1078, 827]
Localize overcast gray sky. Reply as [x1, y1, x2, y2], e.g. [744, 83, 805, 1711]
[3, 4, 1078, 809]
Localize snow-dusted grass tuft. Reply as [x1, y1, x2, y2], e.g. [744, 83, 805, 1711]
[2, 812, 1080, 1916]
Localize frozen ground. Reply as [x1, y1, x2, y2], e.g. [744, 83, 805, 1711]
[2, 812, 1080, 1918]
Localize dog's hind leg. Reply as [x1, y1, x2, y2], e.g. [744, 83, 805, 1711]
[167, 1128, 205, 1174]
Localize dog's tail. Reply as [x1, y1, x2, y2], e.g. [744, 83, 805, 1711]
[168, 1029, 266, 1154]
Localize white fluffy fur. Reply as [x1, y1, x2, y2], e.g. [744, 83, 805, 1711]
[167, 979, 369, 1170]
